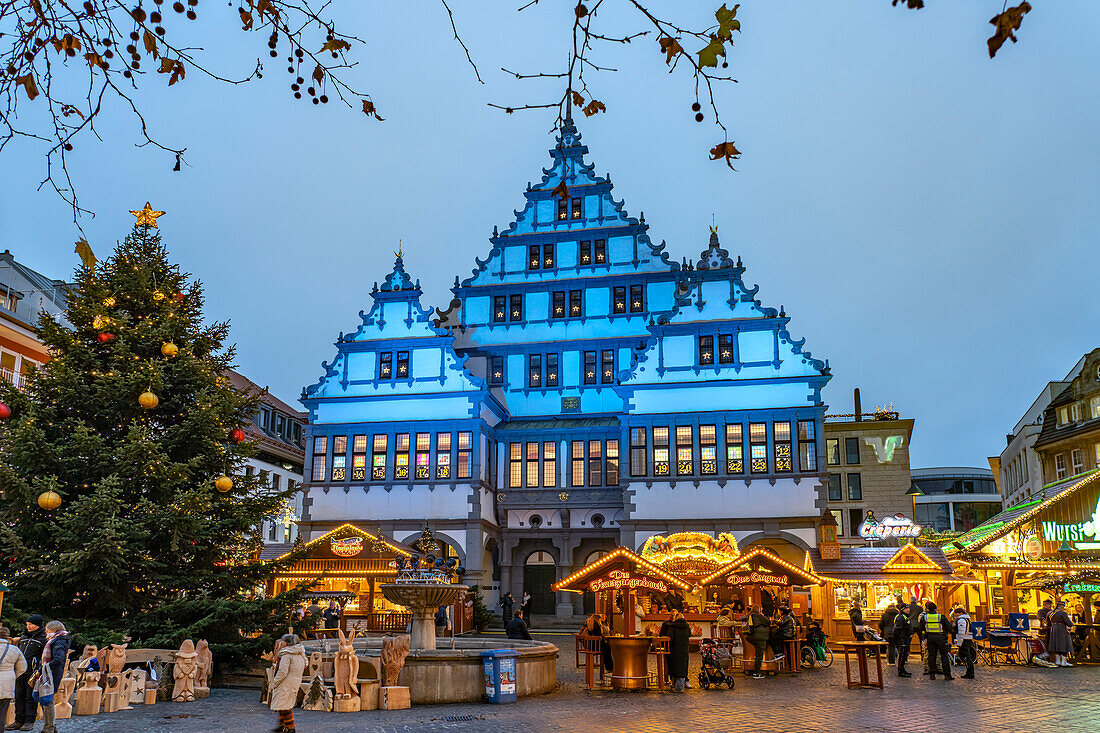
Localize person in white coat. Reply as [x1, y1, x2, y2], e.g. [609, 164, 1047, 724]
[0, 627, 29, 733]
[269, 634, 308, 733]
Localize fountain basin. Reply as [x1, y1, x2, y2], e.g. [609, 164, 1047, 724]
[379, 582, 468, 651]
[301, 636, 558, 704]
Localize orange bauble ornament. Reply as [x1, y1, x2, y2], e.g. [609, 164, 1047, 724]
[38, 490, 62, 511]
[215, 475, 233, 493]
[161, 342, 179, 358]
[229, 428, 245, 444]
[97, 332, 115, 344]
[139, 390, 159, 409]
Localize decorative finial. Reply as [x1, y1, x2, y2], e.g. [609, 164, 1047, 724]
[130, 201, 166, 228]
[394, 239, 404, 259]
[709, 213, 718, 235]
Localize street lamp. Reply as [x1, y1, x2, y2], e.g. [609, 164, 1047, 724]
[905, 483, 925, 522]
[1058, 540, 1074, 573]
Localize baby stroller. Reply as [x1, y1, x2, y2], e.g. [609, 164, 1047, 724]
[697, 638, 736, 690]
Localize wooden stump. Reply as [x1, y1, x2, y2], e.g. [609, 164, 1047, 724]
[194, 686, 210, 699]
[129, 670, 148, 704]
[359, 681, 379, 711]
[103, 691, 121, 714]
[74, 687, 103, 716]
[378, 686, 410, 710]
[334, 694, 361, 712]
[144, 688, 158, 706]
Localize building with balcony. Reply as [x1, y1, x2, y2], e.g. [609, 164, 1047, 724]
[296, 121, 833, 617]
[0, 250, 70, 388]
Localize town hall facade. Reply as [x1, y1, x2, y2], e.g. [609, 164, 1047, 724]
[298, 121, 833, 616]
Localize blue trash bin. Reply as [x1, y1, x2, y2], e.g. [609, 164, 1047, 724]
[481, 649, 519, 704]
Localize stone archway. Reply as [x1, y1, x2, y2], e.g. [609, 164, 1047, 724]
[523, 550, 558, 616]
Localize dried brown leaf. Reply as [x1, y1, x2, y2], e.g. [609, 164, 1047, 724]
[571, 90, 584, 107]
[312, 64, 324, 84]
[144, 30, 159, 59]
[321, 39, 350, 53]
[15, 74, 38, 100]
[658, 36, 683, 65]
[988, 1, 1031, 58]
[709, 141, 741, 170]
[362, 99, 384, 121]
[551, 179, 569, 201]
[239, 9, 254, 30]
[582, 100, 606, 117]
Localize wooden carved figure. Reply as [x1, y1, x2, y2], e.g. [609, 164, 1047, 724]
[194, 639, 212, 698]
[54, 677, 77, 719]
[118, 668, 135, 710]
[129, 668, 148, 704]
[334, 630, 359, 698]
[71, 645, 97, 685]
[103, 668, 123, 713]
[307, 651, 323, 681]
[74, 669, 102, 716]
[380, 634, 411, 688]
[172, 640, 200, 702]
[106, 643, 128, 674]
[300, 674, 332, 712]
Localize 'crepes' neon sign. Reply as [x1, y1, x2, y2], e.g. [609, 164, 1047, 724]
[859, 513, 922, 540]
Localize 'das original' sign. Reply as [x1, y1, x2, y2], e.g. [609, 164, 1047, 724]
[726, 571, 790, 586]
[859, 513, 922, 540]
[588, 570, 669, 594]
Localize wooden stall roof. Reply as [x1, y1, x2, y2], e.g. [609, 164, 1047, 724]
[805, 544, 978, 584]
[552, 546, 693, 593]
[699, 547, 824, 587]
[947, 469, 1100, 554]
[1014, 571, 1100, 591]
[262, 523, 417, 562]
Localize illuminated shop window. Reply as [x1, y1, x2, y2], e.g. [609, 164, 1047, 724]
[493, 295, 507, 323]
[653, 427, 670, 476]
[583, 351, 597, 385]
[415, 433, 430, 479]
[699, 335, 714, 366]
[774, 421, 792, 473]
[700, 425, 717, 475]
[588, 440, 603, 486]
[552, 291, 566, 318]
[372, 434, 388, 480]
[676, 426, 694, 475]
[718, 334, 734, 364]
[725, 424, 743, 474]
[630, 427, 647, 477]
[606, 440, 619, 485]
[394, 433, 410, 479]
[436, 433, 451, 479]
[526, 442, 539, 487]
[457, 432, 472, 479]
[543, 442, 557, 487]
[331, 435, 347, 481]
[750, 422, 767, 473]
[510, 442, 522, 488]
[571, 441, 585, 487]
[798, 421, 817, 472]
[351, 434, 367, 480]
[612, 286, 626, 314]
[546, 353, 559, 387]
[311, 436, 327, 482]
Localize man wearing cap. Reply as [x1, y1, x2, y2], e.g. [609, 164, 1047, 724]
[14, 614, 46, 731]
[919, 602, 954, 681]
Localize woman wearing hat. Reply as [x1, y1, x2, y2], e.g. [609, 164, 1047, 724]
[1048, 601, 1075, 667]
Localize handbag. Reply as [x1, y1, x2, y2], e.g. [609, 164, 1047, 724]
[32, 662, 54, 703]
[854, 625, 867, 633]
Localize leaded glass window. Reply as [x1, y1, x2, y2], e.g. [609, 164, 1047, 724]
[718, 334, 734, 364]
[583, 351, 597, 385]
[546, 353, 559, 387]
[312, 435, 327, 482]
[528, 245, 541, 271]
[774, 421, 792, 473]
[543, 243, 555, 268]
[750, 422, 767, 473]
[569, 290, 583, 317]
[594, 239, 606, 263]
[700, 425, 717, 475]
[612, 286, 626, 314]
[351, 434, 367, 480]
[606, 439, 619, 485]
[379, 352, 393, 379]
[552, 291, 566, 318]
[396, 351, 409, 378]
[798, 420, 816, 472]
[557, 197, 568, 220]
[571, 441, 585, 487]
[571, 197, 583, 219]
[699, 335, 714, 366]
[510, 294, 523, 322]
[528, 354, 542, 388]
[457, 432, 472, 479]
[372, 434, 388, 480]
[510, 442, 522, 488]
[579, 240, 592, 265]
[394, 433, 410, 479]
[653, 427, 670, 476]
[630, 427, 647, 477]
[725, 424, 743, 474]
[630, 284, 644, 313]
[588, 440, 603, 486]
[331, 435, 347, 481]
[493, 295, 506, 323]
[415, 433, 430, 479]
[676, 426, 694, 475]
[543, 442, 557, 487]
[436, 433, 451, 479]
[526, 442, 539, 487]
[601, 349, 615, 384]
[489, 356, 504, 386]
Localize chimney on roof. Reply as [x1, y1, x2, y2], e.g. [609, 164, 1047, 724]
[854, 388, 862, 422]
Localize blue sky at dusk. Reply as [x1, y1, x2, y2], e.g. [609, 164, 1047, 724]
[2, 2, 1098, 469]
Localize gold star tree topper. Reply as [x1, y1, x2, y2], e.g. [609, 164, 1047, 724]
[130, 202, 166, 228]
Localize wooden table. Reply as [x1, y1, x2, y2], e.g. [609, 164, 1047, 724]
[835, 641, 889, 690]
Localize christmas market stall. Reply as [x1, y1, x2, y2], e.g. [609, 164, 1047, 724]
[263, 523, 422, 632]
[637, 532, 741, 636]
[945, 470, 1100, 626]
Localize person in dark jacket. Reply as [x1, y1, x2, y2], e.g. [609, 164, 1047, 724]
[322, 601, 341, 630]
[908, 597, 927, 673]
[580, 615, 614, 674]
[919, 602, 953, 681]
[505, 611, 532, 641]
[14, 614, 46, 731]
[746, 604, 772, 679]
[892, 601, 914, 677]
[499, 593, 514, 624]
[38, 620, 71, 733]
[1048, 601, 1075, 667]
[879, 601, 900, 664]
[768, 606, 796, 659]
[848, 602, 866, 642]
[666, 611, 691, 692]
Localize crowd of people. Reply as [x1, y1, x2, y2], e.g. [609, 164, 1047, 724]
[0, 614, 71, 733]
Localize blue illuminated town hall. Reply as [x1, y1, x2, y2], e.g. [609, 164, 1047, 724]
[297, 121, 832, 617]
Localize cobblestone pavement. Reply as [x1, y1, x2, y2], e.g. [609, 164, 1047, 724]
[60, 631, 1100, 733]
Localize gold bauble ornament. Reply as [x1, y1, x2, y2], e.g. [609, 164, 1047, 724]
[139, 390, 159, 409]
[161, 342, 179, 358]
[103, 297, 116, 308]
[215, 475, 233, 493]
[92, 315, 107, 330]
[153, 290, 166, 301]
[38, 490, 62, 511]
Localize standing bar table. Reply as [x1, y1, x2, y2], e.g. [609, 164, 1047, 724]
[835, 641, 889, 689]
[606, 637, 653, 690]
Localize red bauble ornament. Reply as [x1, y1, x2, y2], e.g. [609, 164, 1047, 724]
[97, 332, 115, 344]
[0, 402, 10, 420]
[174, 292, 186, 303]
[229, 428, 245, 444]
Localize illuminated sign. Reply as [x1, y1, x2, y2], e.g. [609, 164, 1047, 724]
[1040, 493, 1100, 548]
[864, 435, 905, 464]
[726, 571, 789, 586]
[1065, 582, 1100, 594]
[588, 570, 669, 594]
[1025, 536, 1043, 560]
[859, 513, 922, 540]
[330, 536, 363, 557]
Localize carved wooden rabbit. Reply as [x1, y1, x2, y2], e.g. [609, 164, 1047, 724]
[333, 630, 359, 698]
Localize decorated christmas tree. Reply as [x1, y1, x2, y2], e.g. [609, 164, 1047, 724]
[0, 208, 305, 662]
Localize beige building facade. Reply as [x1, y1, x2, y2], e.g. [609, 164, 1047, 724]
[1034, 347, 1100, 486]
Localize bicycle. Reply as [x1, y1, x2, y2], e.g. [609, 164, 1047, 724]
[801, 633, 834, 669]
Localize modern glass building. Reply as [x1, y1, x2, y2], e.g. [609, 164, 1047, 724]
[911, 467, 1001, 533]
[297, 121, 833, 617]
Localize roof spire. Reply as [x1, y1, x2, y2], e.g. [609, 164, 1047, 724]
[697, 224, 735, 270]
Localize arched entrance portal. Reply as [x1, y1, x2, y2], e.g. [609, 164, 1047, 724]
[524, 551, 557, 616]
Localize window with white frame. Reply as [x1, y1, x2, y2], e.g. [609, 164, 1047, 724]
[1056, 453, 1067, 480]
[1072, 449, 1084, 475]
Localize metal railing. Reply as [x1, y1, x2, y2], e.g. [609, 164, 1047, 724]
[0, 368, 26, 389]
